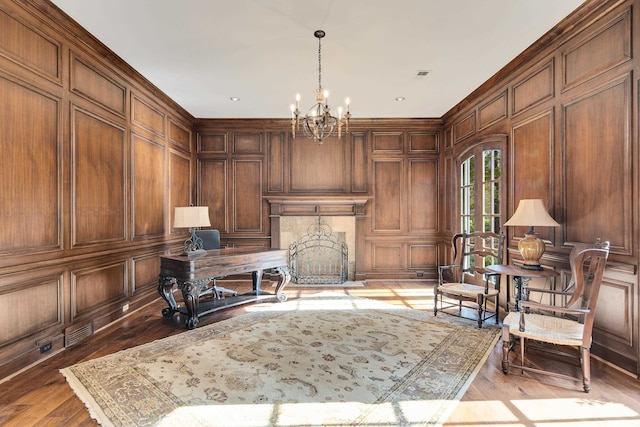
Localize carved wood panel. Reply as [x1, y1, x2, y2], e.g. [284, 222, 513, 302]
[0, 77, 60, 252]
[131, 94, 166, 138]
[371, 243, 403, 270]
[233, 159, 263, 233]
[199, 132, 227, 153]
[267, 132, 285, 192]
[72, 108, 126, 245]
[351, 132, 368, 192]
[454, 112, 475, 143]
[198, 159, 228, 233]
[372, 132, 403, 153]
[563, 76, 631, 252]
[409, 159, 438, 232]
[71, 260, 127, 320]
[512, 60, 554, 115]
[169, 149, 192, 235]
[0, 273, 63, 346]
[132, 252, 161, 295]
[169, 118, 191, 151]
[71, 54, 126, 116]
[373, 160, 402, 232]
[233, 132, 263, 154]
[595, 277, 635, 349]
[408, 244, 437, 270]
[290, 136, 347, 192]
[479, 91, 508, 130]
[408, 132, 439, 154]
[132, 134, 165, 239]
[562, 8, 631, 90]
[0, 8, 60, 81]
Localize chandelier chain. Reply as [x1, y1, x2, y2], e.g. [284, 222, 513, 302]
[317, 35, 322, 91]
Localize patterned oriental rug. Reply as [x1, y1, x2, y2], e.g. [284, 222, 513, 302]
[60, 293, 499, 427]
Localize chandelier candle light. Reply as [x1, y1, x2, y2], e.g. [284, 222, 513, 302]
[290, 30, 351, 144]
[174, 206, 211, 257]
[503, 199, 560, 270]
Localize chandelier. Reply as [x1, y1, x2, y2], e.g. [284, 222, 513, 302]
[290, 30, 351, 144]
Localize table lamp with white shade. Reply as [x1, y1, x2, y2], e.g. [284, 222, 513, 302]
[174, 206, 211, 257]
[504, 199, 560, 270]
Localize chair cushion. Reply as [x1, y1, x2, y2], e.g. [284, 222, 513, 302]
[437, 282, 499, 298]
[503, 312, 585, 346]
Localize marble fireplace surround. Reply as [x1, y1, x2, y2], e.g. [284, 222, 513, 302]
[265, 196, 370, 282]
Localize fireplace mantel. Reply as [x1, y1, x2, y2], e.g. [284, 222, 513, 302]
[265, 196, 370, 217]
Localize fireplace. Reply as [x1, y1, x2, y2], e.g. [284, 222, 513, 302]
[265, 196, 369, 282]
[283, 216, 352, 283]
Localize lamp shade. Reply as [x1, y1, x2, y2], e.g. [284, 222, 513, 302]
[173, 206, 211, 228]
[504, 199, 560, 227]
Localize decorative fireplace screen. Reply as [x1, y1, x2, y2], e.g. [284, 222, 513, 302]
[289, 217, 348, 284]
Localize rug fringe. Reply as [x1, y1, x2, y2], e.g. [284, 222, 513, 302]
[60, 368, 114, 427]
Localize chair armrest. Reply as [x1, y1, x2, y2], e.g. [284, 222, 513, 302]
[438, 264, 460, 284]
[518, 301, 590, 332]
[484, 272, 501, 293]
[526, 288, 573, 296]
[519, 299, 590, 315]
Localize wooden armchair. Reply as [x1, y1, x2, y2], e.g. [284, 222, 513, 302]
[501, 240, 610, 392]
[434, 231, 505, 328]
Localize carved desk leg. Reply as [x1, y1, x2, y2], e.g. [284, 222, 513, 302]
[180, 279, 209, 329]
[158, 275, 178, 317]
[274, 265, 291, 302]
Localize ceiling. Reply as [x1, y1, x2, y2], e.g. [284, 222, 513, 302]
[50, 0, 586, 119]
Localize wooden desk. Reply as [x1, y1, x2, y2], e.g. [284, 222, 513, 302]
[486, 264, 559, 311]
[158, 247, 291, 329]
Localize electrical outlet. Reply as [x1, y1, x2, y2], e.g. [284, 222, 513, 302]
[39, 342, 52, 353]
[122, 303, 130, 312]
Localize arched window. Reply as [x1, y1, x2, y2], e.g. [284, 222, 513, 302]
[460, 149, 501, 234]
[457, 137, 504, 276]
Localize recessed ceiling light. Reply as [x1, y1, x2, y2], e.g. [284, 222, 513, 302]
[230, 97, 240, 102]
[395, 96, 405, 102]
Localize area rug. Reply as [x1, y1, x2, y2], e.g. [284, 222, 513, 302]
[60, 292, 499, 427]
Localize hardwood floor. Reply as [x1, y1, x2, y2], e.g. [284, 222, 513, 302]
[0, 279, 639, 426]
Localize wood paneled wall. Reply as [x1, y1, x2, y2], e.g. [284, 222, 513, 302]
[194, 119, 442, 280]
[0, 0, 194, 378]
[442, 0, 639, 375]
[2, 0, 639, 379]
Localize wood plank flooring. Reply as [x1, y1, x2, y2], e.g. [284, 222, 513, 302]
[0, 279, 639, 426]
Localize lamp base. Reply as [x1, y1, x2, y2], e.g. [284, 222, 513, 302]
[182, 229, 206, 257]
[517, 231, 546, 271]
[182, 248, 206, 257]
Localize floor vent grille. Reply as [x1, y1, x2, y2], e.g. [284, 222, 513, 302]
[65, 322, 94, 347]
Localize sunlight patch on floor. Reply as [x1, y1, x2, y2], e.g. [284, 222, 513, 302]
[447, 398, 640, 426]
[347, 288, 399, 297]
[512, 397, 639, 422]
[157, 400, 459, 427]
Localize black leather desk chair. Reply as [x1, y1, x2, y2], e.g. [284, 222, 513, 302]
[194, 230, 237, 299]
